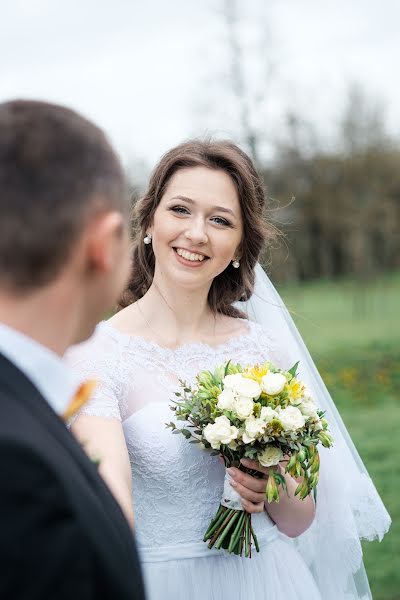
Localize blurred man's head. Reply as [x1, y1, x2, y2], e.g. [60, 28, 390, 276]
[0, 99, 131, 343]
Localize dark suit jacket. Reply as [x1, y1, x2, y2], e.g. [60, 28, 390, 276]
[0, 352, 146, 600]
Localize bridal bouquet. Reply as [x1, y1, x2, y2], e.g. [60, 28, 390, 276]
[166, 360, 333, 557]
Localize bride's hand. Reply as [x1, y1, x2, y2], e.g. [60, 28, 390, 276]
[227, 458, 273, 513]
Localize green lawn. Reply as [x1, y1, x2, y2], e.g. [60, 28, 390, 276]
[278, 272, 400, 355]
[279, 272, 400, 600]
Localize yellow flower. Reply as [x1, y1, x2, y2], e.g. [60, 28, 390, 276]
[287, 379, 303, 401]
[339, 368, 358, 387]
[244, 363, 269, 384]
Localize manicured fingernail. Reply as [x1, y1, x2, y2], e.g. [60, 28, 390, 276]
[230, 480, 237, 487]
[227, 467, 236, 477]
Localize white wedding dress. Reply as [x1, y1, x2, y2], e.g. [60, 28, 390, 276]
[66, 319, 324, 600]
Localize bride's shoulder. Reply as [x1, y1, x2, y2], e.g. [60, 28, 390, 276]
[216, 314, 250, 336]
[65, 319, 128, 368]
[107, 303, 146, 336]
[217, 314, 272, 345]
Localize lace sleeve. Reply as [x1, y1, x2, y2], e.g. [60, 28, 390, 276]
[64, 325, 123, 422]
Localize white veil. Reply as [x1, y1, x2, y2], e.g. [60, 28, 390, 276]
[239, 264, 391, 599]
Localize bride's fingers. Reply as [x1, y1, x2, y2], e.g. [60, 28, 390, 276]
[240, 497, 265, 514]
[230, 479, 265, 504]
[228, 468, 266, 493]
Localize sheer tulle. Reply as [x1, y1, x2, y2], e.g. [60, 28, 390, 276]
[239, 265, 391, 599]
[141, 537, 322, 600]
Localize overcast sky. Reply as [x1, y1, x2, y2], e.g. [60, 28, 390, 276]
[1, 0, 399, 172]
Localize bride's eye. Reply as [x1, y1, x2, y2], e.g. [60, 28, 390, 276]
[170, 205, 190, 215]
[211, 216, 232, 227]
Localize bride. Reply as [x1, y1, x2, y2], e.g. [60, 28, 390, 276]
[66, 140, 390, 599]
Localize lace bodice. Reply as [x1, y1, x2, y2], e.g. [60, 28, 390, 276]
[65, 320, 289, 549]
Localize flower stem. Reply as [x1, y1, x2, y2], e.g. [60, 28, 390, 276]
[239, 523, 245, 556]
[203, 505, 226, 540]
[207, 508, 235, 549]
[250, 522, 260, 553]
[215, 510, 240, 549]
[245, 514, 250, 557]
[203, 505, 260, 557]
[228, 510, 245, 554]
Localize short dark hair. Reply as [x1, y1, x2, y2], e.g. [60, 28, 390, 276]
[120, 139, 278, 317]
[0, 99, 127, 292]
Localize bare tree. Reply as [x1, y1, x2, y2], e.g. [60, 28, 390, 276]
[340, 83, 390, 156]
[223, 0, 260, 163]
[193, 0, 277, 166]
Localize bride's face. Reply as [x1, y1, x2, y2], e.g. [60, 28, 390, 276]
[150, 166, 243, 291]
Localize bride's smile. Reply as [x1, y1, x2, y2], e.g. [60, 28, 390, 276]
[174, 247, 209, 266]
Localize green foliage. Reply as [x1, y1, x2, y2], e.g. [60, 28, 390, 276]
[267, 138, 400, 284]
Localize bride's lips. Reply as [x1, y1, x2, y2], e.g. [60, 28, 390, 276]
[173, 247, 210, 268]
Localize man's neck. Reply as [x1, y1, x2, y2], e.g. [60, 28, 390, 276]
[0, 283, 82, 356]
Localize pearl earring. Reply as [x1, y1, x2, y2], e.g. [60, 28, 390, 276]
[143, 234, 152, 245]
[232, 258, 240, 269]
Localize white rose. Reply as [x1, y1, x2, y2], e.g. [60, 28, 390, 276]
[223, 373, 244, 390]
[260, 406, 277, 423]
[276, 406, 306, 432]
[233, 396, 254, 420]
[299, 396, 318, 418]
[203, 416, 238, 450]
[235, 378, 262, 399]
[242, 416, 266, 444]
[258, 446, 283, 467]
[302, 384, 313, 400]
[223, 374, 261, 399]
[217, 388, 236, 411]
[261, 372, 287, 396]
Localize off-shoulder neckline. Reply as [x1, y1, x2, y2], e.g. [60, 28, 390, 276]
[97, 318, 261, 355]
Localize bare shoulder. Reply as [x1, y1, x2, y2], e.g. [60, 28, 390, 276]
[107, 303, 147, 337]
[217, 314, 273, 344]
[215, 313, 251, 338]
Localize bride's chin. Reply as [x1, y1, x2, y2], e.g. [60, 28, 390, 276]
[163, 267, 213, 291]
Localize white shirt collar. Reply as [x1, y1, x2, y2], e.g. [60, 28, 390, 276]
[0, 322, 77, 415]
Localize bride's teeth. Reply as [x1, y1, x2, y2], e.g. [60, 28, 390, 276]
[176, 248, 205, 262]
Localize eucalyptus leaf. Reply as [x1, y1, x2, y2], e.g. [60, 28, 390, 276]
[287, 361, 300, 378]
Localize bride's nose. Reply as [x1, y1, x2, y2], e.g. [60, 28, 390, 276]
[184, 217, 208, 244]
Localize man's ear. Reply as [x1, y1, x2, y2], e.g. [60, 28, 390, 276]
[85, 211, 125, 274]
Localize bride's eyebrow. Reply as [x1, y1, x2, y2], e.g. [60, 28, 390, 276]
[169, 195, 236, 218]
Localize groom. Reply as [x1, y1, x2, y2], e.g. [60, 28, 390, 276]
[0, 100, 145, 599]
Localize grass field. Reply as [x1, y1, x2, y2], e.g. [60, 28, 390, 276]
[279, 272, 400, 600]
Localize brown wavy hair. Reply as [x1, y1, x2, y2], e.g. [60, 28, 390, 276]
[119, 139, 277, 318]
